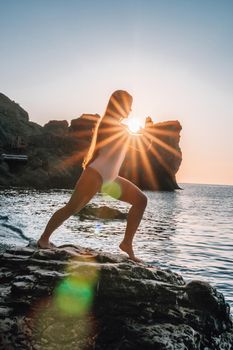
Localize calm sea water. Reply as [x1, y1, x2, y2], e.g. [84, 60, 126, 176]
[0, 184, 232, 313]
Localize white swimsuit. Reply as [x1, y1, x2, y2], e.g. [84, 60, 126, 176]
[88, 141, 128, 183]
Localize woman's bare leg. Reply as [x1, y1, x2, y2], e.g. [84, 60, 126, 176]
[112, 176, 147, 261]
[37, 167, 102, 248]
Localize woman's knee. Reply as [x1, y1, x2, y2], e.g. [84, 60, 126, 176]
[133, 193, 148, 209]
[63, 203, 78, 217]
[65, 194, 89, 216]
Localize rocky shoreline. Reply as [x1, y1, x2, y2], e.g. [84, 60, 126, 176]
[0, 244, 232, 349]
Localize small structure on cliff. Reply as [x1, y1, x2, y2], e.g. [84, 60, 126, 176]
[0, 153, 28, 163]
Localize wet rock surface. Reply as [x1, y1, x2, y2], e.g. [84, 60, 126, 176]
[0, 244, 232, 349]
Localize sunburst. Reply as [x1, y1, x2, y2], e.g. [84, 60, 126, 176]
[125, 117, 143, 134]
[56, 89, 181, 190]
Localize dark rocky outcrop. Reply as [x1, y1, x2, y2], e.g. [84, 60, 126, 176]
[43, 120, 69, 135]
[0, 93, 182, 190]
[120, 120, 182, 190]
[0, 245, 232, 349]
[78, 204, 128, 220]
[0, 93, 43, 147]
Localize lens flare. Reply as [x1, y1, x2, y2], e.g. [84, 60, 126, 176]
[31, 256, 99, 348]
[54, 276, 93, 316]
[54, 257, 99, 317]
[101, 181, 122, 199]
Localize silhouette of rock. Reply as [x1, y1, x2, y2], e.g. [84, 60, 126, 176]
[0, 92, 29, 121]
[121, 120, 182, 190]
[43, 120, 69, 135]
[0, 93, 182, 190]
[0, 93, 42, 149]
[0, 245, 232, 349]
[69, 114, 100, 151]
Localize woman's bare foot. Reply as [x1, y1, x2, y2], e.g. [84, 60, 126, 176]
[119, 241, 143, 263]
[37, 239, 57, 249]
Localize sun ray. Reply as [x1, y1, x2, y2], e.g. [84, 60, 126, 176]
[95, 127, 127, 150]
[127, 137, 140, 184]
[143, 129, 182, 158]
[101, 133, 129, 157]
[56, 150, 86, 170]
[59, 127, 127, 171]
[132, 135, 158, 189]
[131, 147, 139, 184]
[121, 92, 129, 116]
[56, 116, 180, 191]
[110, 95, 127, 116]
[141, 134, 174, 176]
[139, 147, 158, 189]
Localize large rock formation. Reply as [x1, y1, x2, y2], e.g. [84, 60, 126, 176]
[120, 119, 182, 190]
[0, 93, 182, 190]
[0, 244, 232, 349]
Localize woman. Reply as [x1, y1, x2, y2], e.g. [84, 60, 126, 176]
[37, 90, 148, 262]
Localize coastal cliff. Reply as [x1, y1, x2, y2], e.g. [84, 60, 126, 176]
[0, 93, 182, 190]
[0, 244, 232, 349]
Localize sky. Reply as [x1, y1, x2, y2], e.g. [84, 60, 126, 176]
[1, 0, 233, 185]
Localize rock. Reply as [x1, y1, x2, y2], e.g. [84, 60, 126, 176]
[69, 114, 100, 152]
[0, 93, 43, 147]
[70, 114, 100, 133]
[0, 93, 29, 121]
[78, 204, 127, 220]
[43, 120, 69, 135]
[120, 120, 182, 190]
[0, 244, 232, 349]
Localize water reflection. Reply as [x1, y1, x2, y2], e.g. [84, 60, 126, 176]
[141, 191, 180, 264]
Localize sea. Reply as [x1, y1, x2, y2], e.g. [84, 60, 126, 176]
[0, 183, 232, 313]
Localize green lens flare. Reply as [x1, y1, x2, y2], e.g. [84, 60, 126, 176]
[34, 258, 99, 347]
[101, 181, 122, 199]
[55, 277, 93, 316]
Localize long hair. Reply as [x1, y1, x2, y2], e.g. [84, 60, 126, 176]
[82, 90, 132, 169]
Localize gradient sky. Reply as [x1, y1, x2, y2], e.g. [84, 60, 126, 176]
[1, 0, 233, 185]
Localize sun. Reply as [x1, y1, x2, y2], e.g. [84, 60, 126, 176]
[126, 118, 142, 134]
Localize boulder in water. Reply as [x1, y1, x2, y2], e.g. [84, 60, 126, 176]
[78, 204, 127, 220]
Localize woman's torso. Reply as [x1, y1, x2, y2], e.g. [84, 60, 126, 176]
[88, 119, 128, 182]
